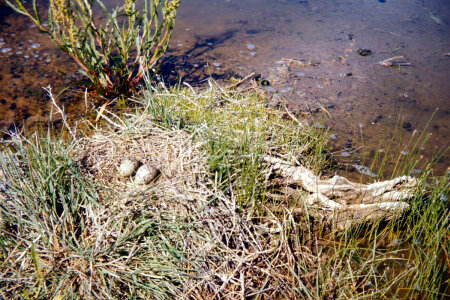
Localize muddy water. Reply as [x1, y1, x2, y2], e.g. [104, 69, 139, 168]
[0, 0, 449, 178]
[0, 1, 78, 129]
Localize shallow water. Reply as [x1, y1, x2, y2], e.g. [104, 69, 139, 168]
[0, 0, 449, 178]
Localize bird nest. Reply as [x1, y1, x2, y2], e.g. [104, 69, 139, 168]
[75, 118, 210, 216]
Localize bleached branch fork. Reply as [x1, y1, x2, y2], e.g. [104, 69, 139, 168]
[263, 156, 417, 230]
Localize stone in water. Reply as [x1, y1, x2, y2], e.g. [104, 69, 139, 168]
[357, 48, 372, 56]
[340, 151, 350, 157]
[353, 164, 377, 177]
[280, 87, 292, 93]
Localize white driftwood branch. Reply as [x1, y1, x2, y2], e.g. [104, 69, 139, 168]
[263, 156, 417, 230]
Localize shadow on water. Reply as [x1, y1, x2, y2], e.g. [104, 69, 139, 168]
[160, 30, 240, 86]
[0, 2, 13, 24]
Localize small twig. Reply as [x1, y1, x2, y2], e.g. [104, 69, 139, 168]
[226, 72, 256, 89]
[368, 77, 385, 90]
[378, 56, 412, 67]
[377, 47, 402, 54]
[95, 100, 111, 123]
[374, 28, 404, 37]
[318, 103, 332, 119]
[241, 80, 259, 92]
[182, 82, 197, 94]
[380, 56, 404, 63]
[95, 108, 126, 130]
[282, 58, 320, 67]
[84, 88, 89, 115]
[282, 58, 306, 66]
[246, 287, 275, 297]
[240, 272, 245, 300]
[45, 86, 77, 140]
[283, 104, 304, 127]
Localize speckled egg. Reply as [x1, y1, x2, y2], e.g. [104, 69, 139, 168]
[118, 157, 140, 177]
[134, 164, 159, 185]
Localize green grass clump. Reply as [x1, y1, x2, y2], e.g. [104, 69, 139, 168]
[139, 83, 331, 210]
[0, 132, 204, 298]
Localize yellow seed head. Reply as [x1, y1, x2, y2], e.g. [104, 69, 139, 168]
[50, 0, 79, 46]
[165, 0, 180, 22]
[124, 0, 136, 15]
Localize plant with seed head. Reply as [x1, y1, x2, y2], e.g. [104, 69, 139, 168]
[6, 0, 180, 99]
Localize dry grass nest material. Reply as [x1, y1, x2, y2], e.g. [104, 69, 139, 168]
[73, 113, 303, 297]
[76, 118, 210, 215]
